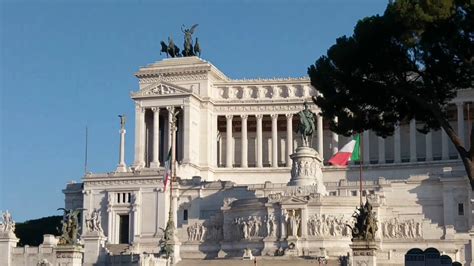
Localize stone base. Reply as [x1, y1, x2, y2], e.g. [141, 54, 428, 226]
[262, 237, 278, 256]
[116, 164, 128, 172]
[350, 240, 378, 266]
[82, 232, 107, 266]
[56, 245, 84, 266]
[287, 147, 326, 195]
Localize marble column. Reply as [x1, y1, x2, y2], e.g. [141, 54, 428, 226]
[317, 115, 324, 158]
[394, 126, 401, 163]
[150, 107, 160, 168]
[286, 114, 293, 167]
[116, 126, 127, 172]
[409, 119, 417, 162]
[167, 106, 174, 151]
[256, 114, 263, 167]
[226, 115, 233, 168]
[271, 114, 279, 168]
[378, 137, 385, 164]
[457, 102, 465, 147]
[133, 105, 145, 168]
[331, 117, 339, 155]
[442, 128, 449, 160]
[363, 131, 370, 164]
[241, 115, 248, 168]
[425, 131, 433, 161]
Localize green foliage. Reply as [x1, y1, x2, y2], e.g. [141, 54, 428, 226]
[308, 0, 473, 185]
[15, 215, 62, 247]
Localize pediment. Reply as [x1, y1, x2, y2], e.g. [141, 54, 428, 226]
[131, 81, 192, 98]
[282, 196, 308, 204]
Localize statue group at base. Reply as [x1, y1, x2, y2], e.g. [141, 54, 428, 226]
[349, 200, 380, 266]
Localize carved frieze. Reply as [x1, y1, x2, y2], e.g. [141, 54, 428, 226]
[381, 218, 423, 239]
[307, 214, 351, 238]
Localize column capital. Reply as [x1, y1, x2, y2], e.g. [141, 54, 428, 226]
[285, 113, 294, 119]
[151, 107, 160, 112]
[255, 114, 263, 120]
[135, 105, 145, 113]
[271, 114, 279, 120]
[240, 114, 248, 120]
[166, 106, 175, 112]
[456, 101, 464, 107]
[225, 114, 233, 120]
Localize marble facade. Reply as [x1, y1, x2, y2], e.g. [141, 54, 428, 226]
[3, 56, 474, 265]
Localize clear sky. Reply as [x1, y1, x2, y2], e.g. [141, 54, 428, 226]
[0, 0, 387, 222]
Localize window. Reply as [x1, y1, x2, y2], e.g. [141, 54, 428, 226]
[458, 203, 464, 216]
[351, 191, 357, 196]
[183, 209, 188, 221]
[329, 191, 337, 196]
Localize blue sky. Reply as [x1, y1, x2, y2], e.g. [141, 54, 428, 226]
[0, 0, 387, 222]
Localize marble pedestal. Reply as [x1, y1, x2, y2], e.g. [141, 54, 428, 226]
[350, 240, 378, 266]
[56, 245, 84, 266]
[262, 237, 279, 256]
[287, 147, 326, 195]
[82, 232, 107, 266]
[0, 232, 18, 266]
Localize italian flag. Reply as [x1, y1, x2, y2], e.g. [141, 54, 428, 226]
[163, 148, 172, 191]
[328, 134, 360, 166]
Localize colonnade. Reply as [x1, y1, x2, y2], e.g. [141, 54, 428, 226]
[218, 113, 327, 168]
[217, 101, 469, 167]
[133, 105, 182, 168]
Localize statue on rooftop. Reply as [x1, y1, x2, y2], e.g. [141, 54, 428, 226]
[181, 24, 198, 56]
[0, 210, 15, 233]
[160, 37, 181, 58]
[118, 114, 126, 130]
[160, 24, 201, 58]
[297, 102, 316, 147]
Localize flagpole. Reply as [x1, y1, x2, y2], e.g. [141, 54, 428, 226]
[359, 132, 363, 206]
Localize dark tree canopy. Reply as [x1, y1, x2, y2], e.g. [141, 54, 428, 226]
[308, 0, 473, 186]
[15, 215, 62, 246]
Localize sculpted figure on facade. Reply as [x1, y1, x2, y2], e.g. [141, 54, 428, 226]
[57, 208, 83, 245]
[0, 210, 15, 233]
[381, 218, 422, 239]
[187, 222, 204, 241]
[286, 210, 301, 237]
[297, 102, 315, 147]
[307, 214, 351, 237]
[85, 208, 104, 235]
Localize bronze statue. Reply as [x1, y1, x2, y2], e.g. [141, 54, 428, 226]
[118, 114, 126, 130]
[347, 200, 378, 241]
[181, 24, 198, 56]
[57, 208, 85, 245]
[194, 37, 201, 57]
[160, 37, 181, 58]
[296, 102, 316, 147]
[160, 24, 201, 58]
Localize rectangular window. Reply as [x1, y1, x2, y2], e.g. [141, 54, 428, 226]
[329, 191, 337, 196]
[183, 209, 188, 221]
[458, 203, 464, 216]
[351, 191, 357, 196]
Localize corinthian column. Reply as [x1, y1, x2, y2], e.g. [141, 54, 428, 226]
[256, 114, 263, 167]
[150, 107, 160, 168]
[133, 105, 145, 168]
[271, 114, 279, 168]
[226, 115, 233, 168]
[317, 115, 323, 158]
[457, 102, 465, 148]
[286, 113, 293, 167]
[241, 115, 248, 168]
[116, 117, 127, 172]
[166, 106, 174, 151]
